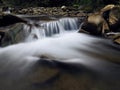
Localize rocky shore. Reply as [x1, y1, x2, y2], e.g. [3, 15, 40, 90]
[0, 5, 120, 46]
[8, 6, 86, 17]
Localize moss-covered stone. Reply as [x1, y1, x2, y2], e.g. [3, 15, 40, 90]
[0, 23, 25, 46]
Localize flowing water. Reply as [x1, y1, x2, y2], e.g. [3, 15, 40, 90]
[0, 16, 120, 90]
[24, 17, 82, 41]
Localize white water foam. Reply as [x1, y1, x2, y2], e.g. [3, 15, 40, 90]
[24, 17, 82, 42]
[0, 32, 119, 74]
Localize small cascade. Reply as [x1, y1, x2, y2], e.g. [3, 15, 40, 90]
[0, 16, 120, 90]
[40, 17, 83, 36]
[59, 17, 79, 30]
[23, 17, 84, 42]
[24, 26, 46, 42]
[41, 20, 65, 36]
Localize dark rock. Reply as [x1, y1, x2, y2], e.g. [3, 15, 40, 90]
[0, 13, 28, 27]
[79, 4, 120, 36]
[79, 12, 109, 35]
[0, 23, 26, 46]
[78, 4, 120, 45]
[0, 14, 31, 46]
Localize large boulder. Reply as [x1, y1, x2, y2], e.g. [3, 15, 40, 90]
[107, 6, 120, 32]
[0, 13, 37, 46]
[0, 13, 28, 27]
[78, 4, 120, 45]
[79, 12, 109, 35]
[79, 4, 120, 35]
[0, 23, 27, 46]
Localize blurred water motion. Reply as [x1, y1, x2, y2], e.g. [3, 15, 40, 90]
[0, 16, 120, 90]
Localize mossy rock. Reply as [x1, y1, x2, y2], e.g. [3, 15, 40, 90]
[0, 23, 26, 46]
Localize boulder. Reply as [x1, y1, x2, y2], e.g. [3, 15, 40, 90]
[107, 6, 120, 32]
[79, 4, 120, 35]
[79, 13, 110, 35]
[0, 23, 26, 46]
[78, 4, 120, 45]
[0, 13, 30, 46]
[0, 13, 28, 27]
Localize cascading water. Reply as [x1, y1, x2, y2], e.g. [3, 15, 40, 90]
[59, 17, 80, 30]
[0, 16, 120, 90]
[41, 20, 65, 36]
[25, 26, 46, 41]
[40, 17, 81, 36]
[24, 17, 82, 42]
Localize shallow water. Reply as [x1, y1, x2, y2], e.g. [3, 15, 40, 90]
[0, 16, 120, 90]
[0, 32, 120, 90]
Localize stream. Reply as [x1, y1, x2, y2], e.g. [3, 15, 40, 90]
[0, 16, 120, 90]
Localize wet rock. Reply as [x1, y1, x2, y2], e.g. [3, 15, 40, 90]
[28, 67, 60, 86]
[106, 32, 120, 39]
[107, 6, 120, 32]
[0, 13, 30, 46]
[0, 13, 28, 27]
[79, 4, 120, 36]
[78, 4, 120, 45]
[106, 32, 120, 45]
[0, 23, 26, 46]
[99, 4, 120, 33]
[79, 12, 109, 35]
[114, 36, 120, 44]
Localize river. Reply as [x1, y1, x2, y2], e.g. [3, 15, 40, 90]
[0, 16, 120, 90]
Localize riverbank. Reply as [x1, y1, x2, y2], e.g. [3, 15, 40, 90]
[8, 6, 86, 17]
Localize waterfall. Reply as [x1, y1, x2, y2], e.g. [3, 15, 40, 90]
[41, 20, 65, 36]
[59, 17, 79, 30]
[25, 26, 46, 42]
[0, 16, 120, 90]
[0, 32, 120, 74]
[24, 17, 83, 42]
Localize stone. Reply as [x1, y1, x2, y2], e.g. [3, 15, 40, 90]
[79, 12, 109, 35]
[79, 4, 120, 36]
[0, 23, 26, 46]
[0, 13, 28, 27]
[61, 6, 67, 11]
[113, 36, 120, 44]
[101, 4, 115, 12]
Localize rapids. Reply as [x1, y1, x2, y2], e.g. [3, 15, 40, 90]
[0, 16, 120, 90]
